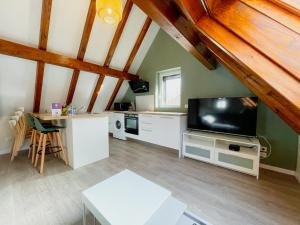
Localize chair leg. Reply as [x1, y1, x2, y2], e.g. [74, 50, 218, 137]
[34, 134, 43, 167]
[32, 130, 37, 164]
[56, 131, 68, 165]
[39, 134, 47, 174]
[10, 138, 17, 162]
[28, 129, 34, 158]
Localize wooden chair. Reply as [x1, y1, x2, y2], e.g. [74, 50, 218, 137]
[9, 115, 23, 161]
[33, 117, 68, 174]
[26, 114, 39, 164]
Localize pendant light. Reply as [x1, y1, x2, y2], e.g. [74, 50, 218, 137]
[96, 0, 123, 25]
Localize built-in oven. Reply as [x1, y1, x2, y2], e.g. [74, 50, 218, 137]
[125, 113, 139, 135]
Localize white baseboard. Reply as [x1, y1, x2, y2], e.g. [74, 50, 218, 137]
[296, 174, 300, 183]
[0, 148, 10, 155]
[0, 147, 27, 156]
[260, 163, 295, 176]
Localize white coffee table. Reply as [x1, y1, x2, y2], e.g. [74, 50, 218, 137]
[82, 170, 187, 225]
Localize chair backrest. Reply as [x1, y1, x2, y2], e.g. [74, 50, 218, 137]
[8, 120, 16, 128]
[33, 117, 47, 132]
[15, 111, 23, 117]
[26, 114, 36, 128]
[11, 115, 19, 122]
[17, 107, 25, 112]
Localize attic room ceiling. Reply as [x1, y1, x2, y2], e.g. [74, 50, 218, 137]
[0, 0, 159, 115]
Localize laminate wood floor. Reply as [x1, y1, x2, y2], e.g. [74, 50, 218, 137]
[0, 138, 299, 225]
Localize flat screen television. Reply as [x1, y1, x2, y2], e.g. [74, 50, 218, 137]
[188, 97, 258, 136]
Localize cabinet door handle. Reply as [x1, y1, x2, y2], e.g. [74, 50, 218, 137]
[160, 116, 174, 119]
[141, 122, 152, 125]
[142, 128, 152, 132]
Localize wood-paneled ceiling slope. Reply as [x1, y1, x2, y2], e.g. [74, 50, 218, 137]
[0, 0, 158, 114]
[132, 0, 300, 134]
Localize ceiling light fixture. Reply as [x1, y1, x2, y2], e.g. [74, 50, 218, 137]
[96, 0, 123, 25]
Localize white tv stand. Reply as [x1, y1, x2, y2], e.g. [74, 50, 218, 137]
[181, 131, 261, 179]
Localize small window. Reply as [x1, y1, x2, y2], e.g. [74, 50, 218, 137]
[156, 67, 181, 108]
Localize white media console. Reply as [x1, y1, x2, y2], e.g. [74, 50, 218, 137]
[181, 131, 261, 179]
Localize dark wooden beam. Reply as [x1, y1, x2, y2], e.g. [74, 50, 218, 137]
[132, 0, 217, 70]
[33, 0, 52, 112]
[105, 78, 124, 111]
[105, 17, 153, 111]
[0, 39, 139, 80]
[123, 17, 152, 72]
[66, 0, 96, 105]
[104, 0, 133, 67]
[87, 0, 133, 112]
[87, 75, 105, 112]
[175, 0, 207, 21]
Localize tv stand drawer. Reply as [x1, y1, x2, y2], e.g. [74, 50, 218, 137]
[183, 145, 214, 163]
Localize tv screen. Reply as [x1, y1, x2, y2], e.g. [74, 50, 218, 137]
[188, 97, 258, 136]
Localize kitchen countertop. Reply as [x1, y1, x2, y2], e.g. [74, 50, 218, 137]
[108, 111, 187, 116]
[32, 112, 109, 121]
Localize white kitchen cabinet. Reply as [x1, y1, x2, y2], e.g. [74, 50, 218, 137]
[139, 114, 187, 150]
[139, 114, 156, 143]
[154, 115, 181, 149]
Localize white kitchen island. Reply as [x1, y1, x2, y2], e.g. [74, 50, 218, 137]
[34, 113, 109, 169]
[66, 114, 109, 169]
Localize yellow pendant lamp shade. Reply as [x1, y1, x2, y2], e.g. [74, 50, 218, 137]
[96, 0, 123, 25]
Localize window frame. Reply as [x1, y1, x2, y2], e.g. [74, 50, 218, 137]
[156, 67, 182, 108]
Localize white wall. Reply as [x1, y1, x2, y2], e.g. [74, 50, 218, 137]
[0, 0, 160, 155]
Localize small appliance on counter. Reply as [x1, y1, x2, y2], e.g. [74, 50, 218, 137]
[114, 102, 131, 111]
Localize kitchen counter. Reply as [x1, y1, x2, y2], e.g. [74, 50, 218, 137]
[108, 111, 187, 116]
[33, 112, 109, 121]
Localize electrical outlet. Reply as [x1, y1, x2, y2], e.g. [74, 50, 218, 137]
[260, 152, 267, 158]
[261, 146, 268, 152]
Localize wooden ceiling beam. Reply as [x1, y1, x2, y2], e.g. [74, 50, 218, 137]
[105, 17, 153, 111]
[88, 0, 133, 112]
[131, 0, 216, 70]
[87, 75, 105, 112]
[269, 0, 300, 16]
[33, 0, 52, 113]
[105, 78, 124, 111]
[240, 0, 300, 35]
[104, 0, 133, 67]
[0, 39, 139, 80]
[175, 0, 207, 21]
[66, 0, 96, 105]
[123, 17, 152, 73]
[210, 0, 300, 82]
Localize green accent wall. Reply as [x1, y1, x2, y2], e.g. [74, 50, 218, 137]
[123, 30, 298, 170]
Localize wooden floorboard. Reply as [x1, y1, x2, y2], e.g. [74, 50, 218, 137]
[0, 138, 299, 225]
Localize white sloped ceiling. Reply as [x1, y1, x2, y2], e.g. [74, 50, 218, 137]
[0, 0, 160, 154]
